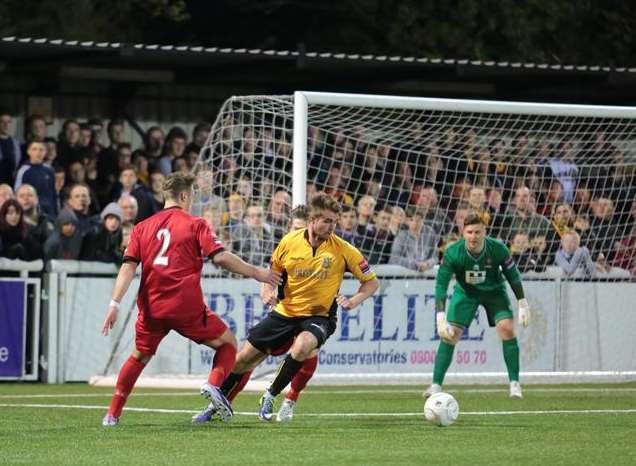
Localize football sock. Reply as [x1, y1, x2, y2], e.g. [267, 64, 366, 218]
[220, 372, 244, 396]
[108, 356, 146, 418]
[207, 343, 237, 387]
[227, 371, 252, 403]
[502, 337, 520, 382]
[432, 341, 455, 385]
[287, 355, 318, 402]
[268, 355, 304, 397]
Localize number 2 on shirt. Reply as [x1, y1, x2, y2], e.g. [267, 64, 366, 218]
[153, 228, 171, 266]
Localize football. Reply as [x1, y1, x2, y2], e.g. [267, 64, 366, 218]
[424, 392, 460, 427]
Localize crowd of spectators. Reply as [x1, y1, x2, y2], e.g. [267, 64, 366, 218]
[1, 108, 635, 279]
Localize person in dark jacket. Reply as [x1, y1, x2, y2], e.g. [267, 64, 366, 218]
[15, 184, 54, 245]
[13, 141, 58, 217]
[43, 207, 83, 260]
[79, 202, 123, 264]
[0, 199, 42, 260]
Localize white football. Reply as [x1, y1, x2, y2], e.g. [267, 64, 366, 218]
[424, 392, 459, 427]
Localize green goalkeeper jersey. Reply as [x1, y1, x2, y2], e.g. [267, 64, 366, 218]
[435, 237, 522, 300]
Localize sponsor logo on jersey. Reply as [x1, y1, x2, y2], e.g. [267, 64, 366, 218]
[359, 258, 371, 275]
[322, 256, 333, 269]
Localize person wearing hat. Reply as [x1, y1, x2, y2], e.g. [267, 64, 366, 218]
[43, 207, 83, 260]
[79, 202, 123, 263]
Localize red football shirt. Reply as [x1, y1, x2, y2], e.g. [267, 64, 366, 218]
[124, 207, 225, 319]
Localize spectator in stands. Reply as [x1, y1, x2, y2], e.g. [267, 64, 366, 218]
[538, 180, 565, 218]
[16, 184, 54, 245]
[66, 160, 100, 216]
[548, 141, 578, 203]
[502, 186, 551, 241]
[485, 187, 506, 239]
[467, 186, 492, 226]
[96, 118, 126, 204]
[336, 205, 360, 245]
[356, 194, 377, 235]
[414, 186, 451, 237]
[191, 168, 225, 217]
[555, 230, 597, 278]
[78, 122, 94, 149]
[87, 118, 105, 149]
[118, 194, 138, 224]
[144, 126, 164, 162]
[267, 190, 291, 245]
[0, 199, 42, 260]
[530, 235, 550, 273]
[171, 156, 189, 173]
[509, 231, 540, 273]
[14, 141, 58, 218]
[80, 202, 123, 264]
[389, 206, 438, 272]
[572, 183, 593, 218]
[186, 122, 211, 156]
[323, 163, 353, 206]
[22, 114, 48, 156]
[119, 221, 134, 256]
[588, 196, 621, 261]
[112, 165, 141, 201]
[134, 171, 164, 223]
[201, 204, 225, 241]
[43, 137, 58, 167]
[66, 184, 100, 236]
[56, 119, 83, 168]
[131, 150, 150, 186]
[546, 203, 576, 260]
[231, 204, 275, 266]
[388, 205, 406, 237]
[441, 202, 471, 252]
[235, 176, 254, 207]
[0, 110, 21, 186]
[158, 127, 187, 176]
[43, 207, 83, 261]
[54, 166, 66, 211]
[365, 206, 395, 265]
[0, 183, 13, 209]
[223, 193, 245, 232]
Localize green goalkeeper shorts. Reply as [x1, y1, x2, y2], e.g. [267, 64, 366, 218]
[446, 287, 513, 328]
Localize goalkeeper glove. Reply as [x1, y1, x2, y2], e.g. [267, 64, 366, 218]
[436, 312, 453, 340]
[518, 298, 530, 327]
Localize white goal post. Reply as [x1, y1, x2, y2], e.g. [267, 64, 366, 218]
[89, 91, 636, 388]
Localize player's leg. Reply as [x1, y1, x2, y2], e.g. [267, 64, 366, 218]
[486, 295, 522, 398]
[277, 349, 319, 422]
[103, 316, 166, 426]
[425, 291, 477, 398]
[261, 317, 334, 421]
[180, 309, 237, 421]
[219, 341, 268, 398]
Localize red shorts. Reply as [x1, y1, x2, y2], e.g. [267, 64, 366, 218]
[135, 308, 228, 355]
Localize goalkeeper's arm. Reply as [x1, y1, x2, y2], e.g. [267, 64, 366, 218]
[502, 256, 530, 327]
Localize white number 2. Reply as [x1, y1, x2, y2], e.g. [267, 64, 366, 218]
[153, 228, 171, 266]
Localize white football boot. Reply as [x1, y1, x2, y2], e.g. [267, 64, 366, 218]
[509, 381, 523, 399]
[423, 383, 443, 399]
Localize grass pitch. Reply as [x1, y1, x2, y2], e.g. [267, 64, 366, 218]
[1, 383, 635, 465]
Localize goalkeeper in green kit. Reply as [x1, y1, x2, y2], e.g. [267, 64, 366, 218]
[425, 212, 530, 399]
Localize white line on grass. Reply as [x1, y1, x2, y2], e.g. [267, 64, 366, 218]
[1, 403, 636, 417]
[2, 387, 636, 399]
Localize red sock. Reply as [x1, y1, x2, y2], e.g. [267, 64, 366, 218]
[286, 355, 318, 402]
[207, 343, 237, 387]
[108, 356, 146, 418]
[227, 371, 252, 402]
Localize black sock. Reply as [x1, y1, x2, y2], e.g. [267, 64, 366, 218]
[220, 372, 243, 396]
[268, 355, 304, 396]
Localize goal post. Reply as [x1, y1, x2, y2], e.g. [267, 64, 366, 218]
[92, 91, 636, 387]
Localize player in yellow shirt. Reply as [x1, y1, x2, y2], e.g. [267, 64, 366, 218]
[219, 192, 379, 421]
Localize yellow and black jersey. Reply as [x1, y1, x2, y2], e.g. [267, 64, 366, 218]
[270, 229, 376, 318]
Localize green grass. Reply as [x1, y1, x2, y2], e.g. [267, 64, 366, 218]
[1, 383, 635, 465]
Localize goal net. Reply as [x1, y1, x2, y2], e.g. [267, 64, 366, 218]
[96, 92, 636, 387]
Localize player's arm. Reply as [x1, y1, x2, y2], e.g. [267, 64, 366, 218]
[500, 245, 530, 327]
[213, 250, 281, 287]
[338, 245, 379, 310]
[336, 277, 379, 310]
[434, 253, 455, 340]
[102, 260, 138, 336]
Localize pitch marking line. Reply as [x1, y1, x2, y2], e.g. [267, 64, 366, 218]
[1, 403, 636, 417]
[2, 387, 636, 399]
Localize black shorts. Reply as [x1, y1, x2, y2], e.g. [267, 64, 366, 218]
[247, 312, 336, 354]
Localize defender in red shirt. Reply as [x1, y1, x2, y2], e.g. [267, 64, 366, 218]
[101, 172, 280, 427]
